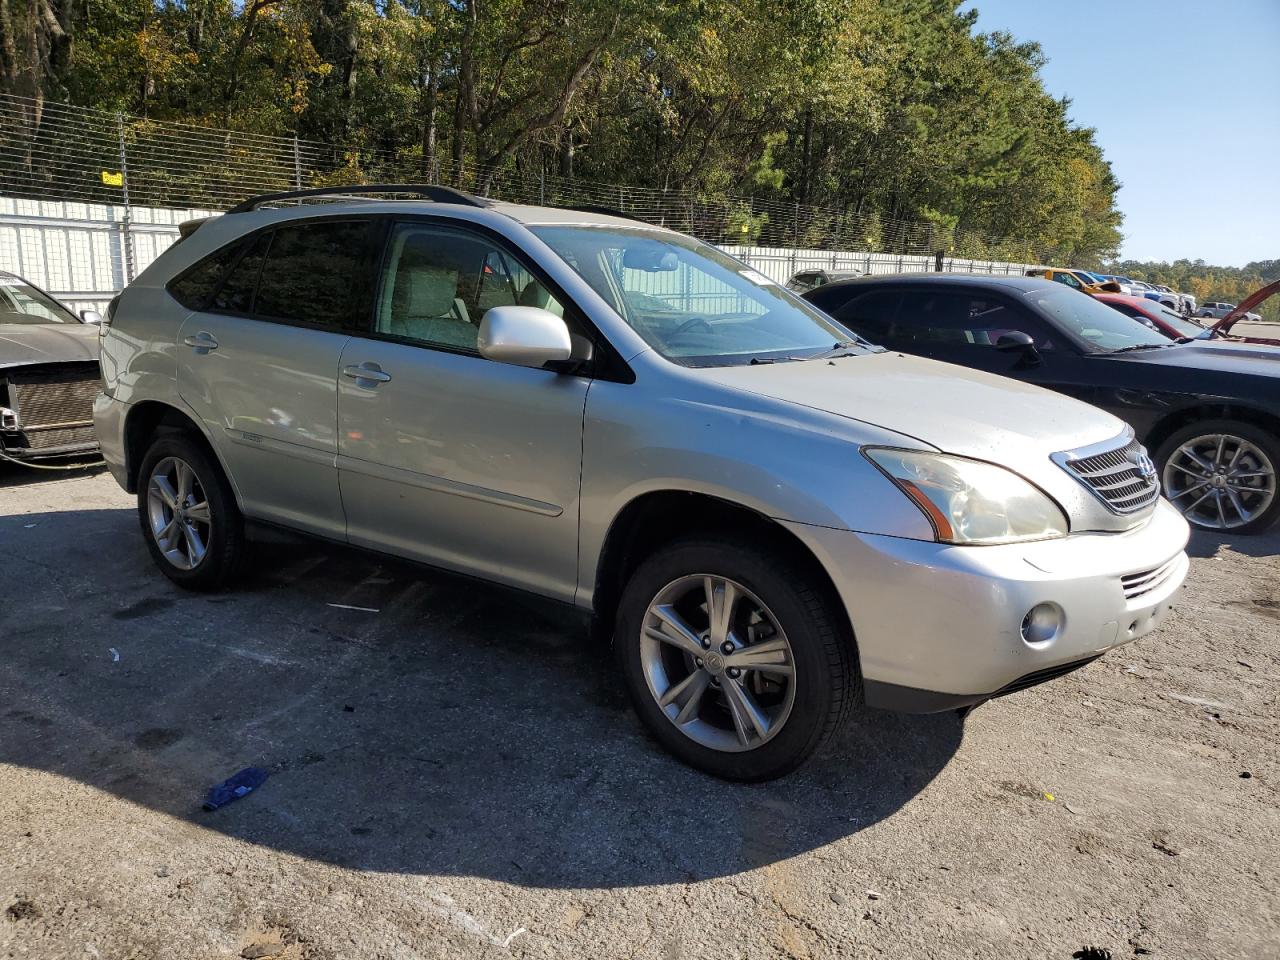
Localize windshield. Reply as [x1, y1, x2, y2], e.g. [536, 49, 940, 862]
[0, 276, 79, 325]
[1023, 285, 1172, 351]
[529, 225, 862, 366]
[1149, 306, 1205, 338]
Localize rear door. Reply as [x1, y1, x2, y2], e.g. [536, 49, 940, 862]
[335, 219, 590, 601]
[176, 217, 380, 538]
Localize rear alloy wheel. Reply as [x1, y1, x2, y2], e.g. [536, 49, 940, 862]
[137, 433, 244, 589]
[617, 537, 858, 781]
[1157, 421, 1280, 533]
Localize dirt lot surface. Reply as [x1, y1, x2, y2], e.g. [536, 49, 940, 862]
[2, 468, 1277, 960]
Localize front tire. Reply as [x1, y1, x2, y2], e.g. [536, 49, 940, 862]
[137, 433, 244, 589]
[1156, 420, 1280, 533]
[616, 536, 858, 781]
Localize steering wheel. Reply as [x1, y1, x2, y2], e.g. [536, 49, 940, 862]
[670, 317, 714, 339]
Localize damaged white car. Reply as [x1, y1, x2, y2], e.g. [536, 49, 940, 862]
[0, 270, 102, 462]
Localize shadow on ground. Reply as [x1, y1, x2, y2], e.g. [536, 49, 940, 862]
[0, 501, 962, 890]
[1186, 524, 1280, 560]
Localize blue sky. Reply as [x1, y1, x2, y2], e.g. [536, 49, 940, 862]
[961, 0, 1280, 267]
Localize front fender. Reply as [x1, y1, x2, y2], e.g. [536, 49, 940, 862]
[576, 377, 936, 605]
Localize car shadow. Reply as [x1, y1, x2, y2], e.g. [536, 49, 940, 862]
[1186, 524, 1280, 559]
[1, 503, 962, 889]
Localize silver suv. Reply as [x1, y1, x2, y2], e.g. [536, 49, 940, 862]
[94, 186, 1191, 780]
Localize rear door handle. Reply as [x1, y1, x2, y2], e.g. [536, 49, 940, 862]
[342, 362, 392, 386]
[183, 332, 219, 353]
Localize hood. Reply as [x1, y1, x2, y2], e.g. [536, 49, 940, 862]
[1106, 341, 1280, 374]
[700, 350, 1125, 461]
[0, 322, 99, 370]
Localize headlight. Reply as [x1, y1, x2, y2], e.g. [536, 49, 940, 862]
[864, 448, 1068, 545]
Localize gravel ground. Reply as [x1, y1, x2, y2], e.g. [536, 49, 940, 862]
[1, 468, 1277, 960]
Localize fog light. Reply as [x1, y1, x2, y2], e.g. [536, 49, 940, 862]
[1021, 603, 1063, 645]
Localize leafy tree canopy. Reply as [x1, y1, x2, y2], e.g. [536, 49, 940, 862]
[1, 0, 1124, 261]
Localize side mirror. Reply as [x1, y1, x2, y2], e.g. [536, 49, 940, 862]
[80, 309, 102, 325]
[995, 330, 1040, 362]
[478, 305, 573, 370]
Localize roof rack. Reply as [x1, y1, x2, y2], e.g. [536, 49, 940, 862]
[227, 183, 489, 214]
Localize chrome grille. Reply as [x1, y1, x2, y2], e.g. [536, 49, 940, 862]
[7, 366, 99, 450]
[1121, 555, 1181, 600]
[1056, 435, 1160, 515]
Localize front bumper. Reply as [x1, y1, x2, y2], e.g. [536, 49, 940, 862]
[784, 498, 1191, 711]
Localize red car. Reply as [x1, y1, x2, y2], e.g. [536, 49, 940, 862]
[1097, 293, 1280, 346]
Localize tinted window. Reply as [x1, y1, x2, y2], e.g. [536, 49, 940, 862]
[896, 291, 1056, 350]
[830, 290, 902, 342]
[170, 242, 243, 311]
[254, 220, 373, 328]
[211, 233, 270, 314]
[375, 223, 564, 352]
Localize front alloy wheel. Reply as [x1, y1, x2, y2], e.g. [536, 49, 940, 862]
[1162, 432, 1277, 531]
[641, 575, 796, 752]
[617, 536, 858, 781]
[147, 456, 213, 570]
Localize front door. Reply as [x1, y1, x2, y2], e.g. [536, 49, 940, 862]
[177, 217, 378, 539]
[336, 220, 590, 601]
[886, 289, 1099, 407]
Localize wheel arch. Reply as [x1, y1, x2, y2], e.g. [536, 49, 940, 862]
[122, 399, 233, 498]
[589, 489, 855, 653]
[1145, 402, 1280, 459]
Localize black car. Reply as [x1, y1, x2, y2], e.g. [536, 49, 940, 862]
[803, 274, 1280, 534]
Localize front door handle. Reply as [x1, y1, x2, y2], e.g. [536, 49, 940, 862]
[342, 362, 392, 386]
[183, 332, 219, 354]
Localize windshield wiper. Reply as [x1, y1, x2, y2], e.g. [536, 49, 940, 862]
[813, 340, 877, 359]
[1108, 342, 1176, 354]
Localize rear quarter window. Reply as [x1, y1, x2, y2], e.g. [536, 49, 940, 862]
[168, 241, 245, 311]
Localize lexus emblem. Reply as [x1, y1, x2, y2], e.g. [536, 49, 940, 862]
[1133, 449, 1157, 479]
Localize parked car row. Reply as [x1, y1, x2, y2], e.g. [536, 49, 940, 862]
[1027, 267, 1197, 315]
[0, 185, 1268, 781]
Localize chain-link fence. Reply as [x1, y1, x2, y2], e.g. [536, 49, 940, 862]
[0, 92, 1047, 260]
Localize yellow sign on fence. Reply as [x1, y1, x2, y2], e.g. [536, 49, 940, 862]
[101, 170, 123, 187]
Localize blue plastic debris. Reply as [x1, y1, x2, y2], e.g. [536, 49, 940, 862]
[202, 767, 269, 811]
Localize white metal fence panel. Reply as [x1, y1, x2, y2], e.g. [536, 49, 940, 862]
[0, 197, 1043, 315]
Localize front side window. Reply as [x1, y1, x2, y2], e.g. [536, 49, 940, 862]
[254, 220, 374, 329]
[376, 223, 564, 351]
[895, 292, 1056, 350]
[530, 225, 861, 366]
[1052, 271, 1082, 289]
[0, 275, 78, 324]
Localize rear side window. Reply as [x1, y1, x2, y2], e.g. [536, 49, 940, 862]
[212, 233, 270, 314]
[169, 241, 244, 311]
[255, 220, 374, 329]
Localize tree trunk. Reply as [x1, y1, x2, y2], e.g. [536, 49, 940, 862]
[419, 47, 439, 181]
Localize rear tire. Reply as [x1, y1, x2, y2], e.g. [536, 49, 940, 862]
[615, 536, 859, 781]
[1155, 420, 1280, 534]
[137, 432, 244, 589]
